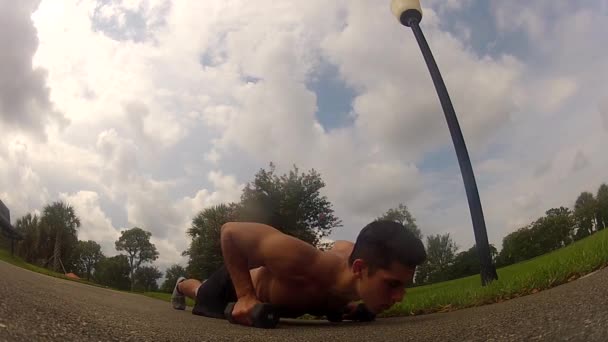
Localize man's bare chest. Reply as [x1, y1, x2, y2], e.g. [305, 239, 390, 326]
[249, 267, 348, 317]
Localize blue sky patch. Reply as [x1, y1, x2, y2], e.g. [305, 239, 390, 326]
[90, 0, 170, 43]
[307, 62, 356, 132]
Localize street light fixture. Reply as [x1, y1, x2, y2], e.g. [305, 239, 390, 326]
[390, 0, 498, 286]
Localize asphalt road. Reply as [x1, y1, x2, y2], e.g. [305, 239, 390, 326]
[1, 260, 607, 342]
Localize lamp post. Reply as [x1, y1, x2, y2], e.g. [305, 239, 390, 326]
[390, 0, 498, 286]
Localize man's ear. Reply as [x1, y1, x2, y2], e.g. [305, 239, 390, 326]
[351, 259, 367, 278]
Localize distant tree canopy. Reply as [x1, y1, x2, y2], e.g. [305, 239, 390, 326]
[134, 265, 162, 292]
[184, 203, 238, 279]
[12, 202, 81, 272]
[184, 163, 342, 279]
[115, 227, 159, 291]
[161, 264, 187, 293]
[376, 203, 422, 240]
[237, 163, 342, 246]
[446, 244, 498, 280]
[415, 233, 458, 284]
[8, 200, 164, 292]
[41, 201, 81, 273]
[95, 255, 131, 291]
[574, 192, 597, 239]
[596, 184, 608, 230]
[72, 240, 104, 281]
[14, 213, 40, 263]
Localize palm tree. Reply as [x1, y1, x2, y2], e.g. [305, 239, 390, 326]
[40, 201, 81, 272]
[14, 213, 40, 262]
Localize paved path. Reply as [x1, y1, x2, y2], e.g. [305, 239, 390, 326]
[1, 260, 607, 341]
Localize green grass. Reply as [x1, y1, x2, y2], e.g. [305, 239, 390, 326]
[0, 248, 64, 278]
[0, 249, 127, 291]
[382, 228, 608, 317]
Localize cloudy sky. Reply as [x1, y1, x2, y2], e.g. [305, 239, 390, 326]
[1, 0, 607, 274]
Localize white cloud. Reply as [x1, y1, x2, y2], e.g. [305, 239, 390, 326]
[600, 99, 608, 132]
[58, 191, 121, 256]
[0, 0, 67, 140]
[178, 171, 244, 217]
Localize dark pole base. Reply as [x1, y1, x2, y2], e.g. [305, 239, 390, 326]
[406, 20, 498, 286]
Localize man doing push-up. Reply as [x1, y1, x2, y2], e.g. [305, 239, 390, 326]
[171, 220, 426, 327]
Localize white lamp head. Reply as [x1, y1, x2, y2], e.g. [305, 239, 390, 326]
[390, 0, 423, 26]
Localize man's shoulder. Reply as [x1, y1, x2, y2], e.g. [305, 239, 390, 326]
[328, 240, 354, 256]
[332, 240, 354, 248]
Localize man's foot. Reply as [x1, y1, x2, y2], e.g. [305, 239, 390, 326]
[171, 276, 187, 310]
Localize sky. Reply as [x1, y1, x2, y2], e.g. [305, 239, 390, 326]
[1, 0, 607, 276]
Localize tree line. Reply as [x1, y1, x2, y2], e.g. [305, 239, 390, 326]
[167, 164, 608, 289]
[10, 201, 162, 292]
[4, 161, 607, 292]
[172, 164, 608, 288]
[411, 183, 608, 285]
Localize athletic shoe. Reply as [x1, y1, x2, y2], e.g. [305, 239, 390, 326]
[171, 276, 187, 310]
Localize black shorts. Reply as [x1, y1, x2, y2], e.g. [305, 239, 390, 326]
[192, 265, 237, 319]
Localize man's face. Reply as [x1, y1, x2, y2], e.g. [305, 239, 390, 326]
[353, 260, 415, 314]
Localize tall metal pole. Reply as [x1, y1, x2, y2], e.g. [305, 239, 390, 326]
[390, 0, 498, 285]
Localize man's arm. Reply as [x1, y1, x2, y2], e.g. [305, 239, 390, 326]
[220, 222, 323, 299]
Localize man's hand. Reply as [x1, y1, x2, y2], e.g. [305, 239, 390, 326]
[229, 294, 263, 326]
[342, 302, 376, 322]
[342, 302, 360, 321]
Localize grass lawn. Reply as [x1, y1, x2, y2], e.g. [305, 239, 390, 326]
[0, 248, 65, 278]
[382, 228, 608, 317]
[0, 248, 109, 289]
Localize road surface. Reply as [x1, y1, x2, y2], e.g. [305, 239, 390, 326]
[0, 260, 607, 341]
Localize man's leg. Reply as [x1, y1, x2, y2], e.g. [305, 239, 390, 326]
[172, 277, 204, 310]
[177, 279, 203, 299]
[189, 265, 237, 319]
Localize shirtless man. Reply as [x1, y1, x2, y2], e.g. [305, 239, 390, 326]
[171, 220, 426, 327]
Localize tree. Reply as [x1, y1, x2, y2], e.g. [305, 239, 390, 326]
[134, 266, 162, 292]
[35, 218, 54, 267]
[161, 264, 187, 293]
[40, 201, 81, 272]
[573, 192, 597, 239]
[317, 239, 335, 251]
[536, 207, 575, 250]
[73, 240, 104, 281]
[596, 183, 608, 231]
[416, 233, 458, 284]
[14, 213, 40, 263]
[115, 227, 159, 291]
[497, 225, 534, 266]
[376, 203, 422, 240]
[237, 163, 342, 247]
[448, 244, 498, 280]
[94, 255, 131, 290]
[184, 203, 238, 279]
[497, 222, 552, 266]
